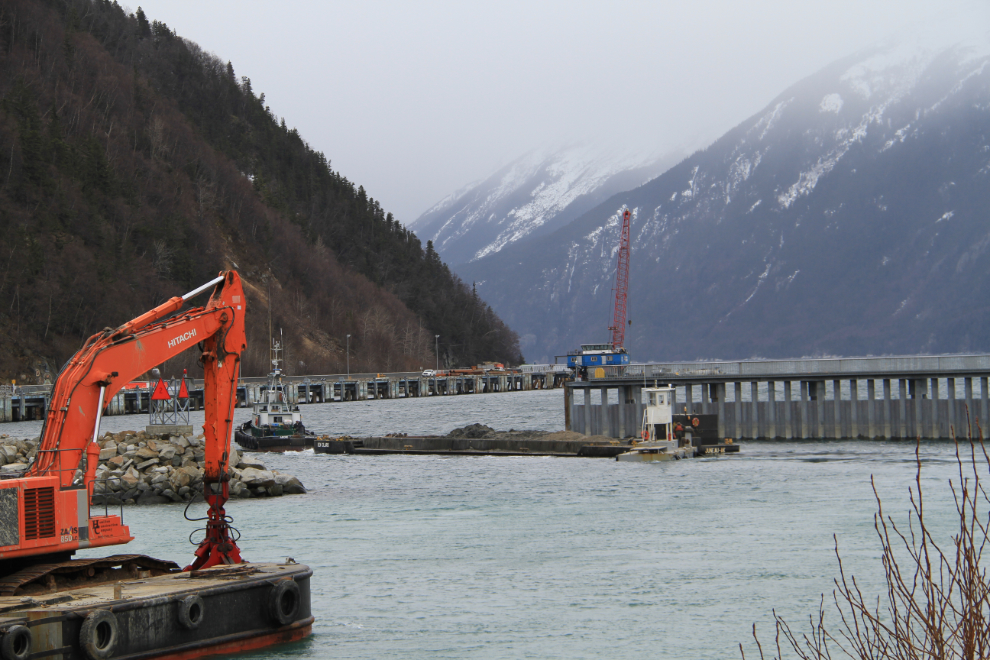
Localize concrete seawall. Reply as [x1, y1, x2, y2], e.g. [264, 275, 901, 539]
[568, 355, 990, 440]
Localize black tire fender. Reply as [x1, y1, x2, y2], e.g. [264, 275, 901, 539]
[177, 594, 205, 630]
[0, 625, 32, 660]
[80, 610, 118, 660]
[269, 579, 300, 626]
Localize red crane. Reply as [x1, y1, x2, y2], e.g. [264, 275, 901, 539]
[609, 208, 632, 350]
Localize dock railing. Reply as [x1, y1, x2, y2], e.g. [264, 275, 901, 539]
[599, 355, 990, 380]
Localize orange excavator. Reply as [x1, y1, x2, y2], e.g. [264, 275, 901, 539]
[0, 271, 246, 580]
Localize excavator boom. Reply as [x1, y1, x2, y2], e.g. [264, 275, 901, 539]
[0, 272, 246, 570]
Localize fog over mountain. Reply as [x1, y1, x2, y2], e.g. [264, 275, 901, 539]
[411, 146, 682, 266]
[133, 1, 973, 225]
[453, 26, 990, 363]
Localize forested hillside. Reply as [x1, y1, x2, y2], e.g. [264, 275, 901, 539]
[0, 0, 522, 382]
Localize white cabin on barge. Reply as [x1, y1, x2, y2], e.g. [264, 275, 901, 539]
[616, 386, 691, 462]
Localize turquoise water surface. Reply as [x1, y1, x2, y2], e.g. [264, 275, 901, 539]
[4, 390, 971, 658]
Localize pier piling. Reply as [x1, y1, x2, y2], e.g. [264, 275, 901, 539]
[566, 356, 990, 441]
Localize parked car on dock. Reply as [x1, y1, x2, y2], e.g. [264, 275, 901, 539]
[422, 369, 436, 377]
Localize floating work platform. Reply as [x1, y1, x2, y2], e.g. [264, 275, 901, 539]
[0, 560, 312, 659]
[315, 434, 737, 459]
[316, 435, 628, 457]
[615, 445, 693, 462]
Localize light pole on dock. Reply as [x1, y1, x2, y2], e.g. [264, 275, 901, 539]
[346, 334, 351, 378]
[435, 335, 440, 372]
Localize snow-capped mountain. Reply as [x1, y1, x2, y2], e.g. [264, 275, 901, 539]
[411, 146, 680, 266]
[459, 24, 990, 363]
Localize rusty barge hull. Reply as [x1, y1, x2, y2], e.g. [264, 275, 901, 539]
[316, 436, 631, 457]
[0, 561, 311, 659]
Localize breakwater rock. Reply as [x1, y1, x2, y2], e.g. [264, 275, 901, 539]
[0, 431, 306, 505]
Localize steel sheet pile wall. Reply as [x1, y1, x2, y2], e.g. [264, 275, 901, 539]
[568, 360, 990, 440]
[566, 385, 644, 439]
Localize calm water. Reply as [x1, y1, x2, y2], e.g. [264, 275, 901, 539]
[3, 390, 972, 659]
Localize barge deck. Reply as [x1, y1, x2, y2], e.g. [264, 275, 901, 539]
[316, 435, 737, 458]
[0, 561, 312, 659]
[317, 435, 629, 457]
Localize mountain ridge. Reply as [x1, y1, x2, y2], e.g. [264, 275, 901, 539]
[412, 145, 680, 267]
[457, 29, 990, 362]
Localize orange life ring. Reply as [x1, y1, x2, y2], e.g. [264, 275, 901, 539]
[641, 429, 648, 440]
[692, 417, 700, 428]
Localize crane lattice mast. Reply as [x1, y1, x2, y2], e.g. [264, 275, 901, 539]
[609, 209, 631, 350]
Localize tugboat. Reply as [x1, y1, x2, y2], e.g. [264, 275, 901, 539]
[616, 386, 692, 462]
[616, 386, 740, 462]
[235, 337, 316, 452]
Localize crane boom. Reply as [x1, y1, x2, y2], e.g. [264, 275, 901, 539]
[1, 272, 247, 571]
[609, 208, 631, 350]
[567, 209, 632, 371]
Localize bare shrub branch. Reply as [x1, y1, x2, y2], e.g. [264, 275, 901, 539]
[747, 412, 990, 659]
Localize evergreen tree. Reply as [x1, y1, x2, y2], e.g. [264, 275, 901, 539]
[0, 0, 524, 369]
[135, 8, 151, 38]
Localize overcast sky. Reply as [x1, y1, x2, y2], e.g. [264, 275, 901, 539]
[133, 1, 980, 225]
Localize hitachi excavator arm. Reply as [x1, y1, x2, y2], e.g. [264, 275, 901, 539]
[0, 271, 247, 571]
